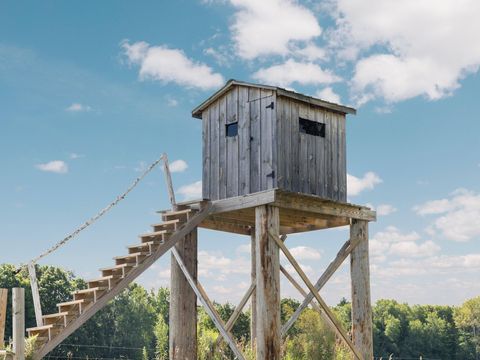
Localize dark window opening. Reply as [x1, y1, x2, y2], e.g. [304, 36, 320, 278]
[299, 117, 325, 137]
[226, 122, 238, 137]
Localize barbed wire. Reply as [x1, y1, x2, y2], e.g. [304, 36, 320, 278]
[30, 154, 166, 264]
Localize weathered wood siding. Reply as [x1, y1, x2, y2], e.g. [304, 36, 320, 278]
[275, 96, 347, 202]
[202, 86, 346, 202]
[202, 85, 277, 200]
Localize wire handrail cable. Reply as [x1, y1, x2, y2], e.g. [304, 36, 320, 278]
[30, 154, 166, 264]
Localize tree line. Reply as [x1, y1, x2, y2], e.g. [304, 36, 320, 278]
[0, 264, 478, 359]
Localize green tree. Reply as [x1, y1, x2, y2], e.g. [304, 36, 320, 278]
[455, 296, 480, 360]
[154, 313, 168, 360]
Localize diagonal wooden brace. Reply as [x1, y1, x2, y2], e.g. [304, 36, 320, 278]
[171, 248, 245, 360]
[282, 237, 360, 336]
[214, 283, 255, 348]
[271, 234, 364, 360]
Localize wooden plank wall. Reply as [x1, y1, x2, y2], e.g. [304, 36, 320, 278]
[276, 96, 347, 202]
[203, 85, 277, 200]
[202, 86, 345, 202]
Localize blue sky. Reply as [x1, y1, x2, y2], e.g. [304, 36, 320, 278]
[1, 0, 479, 306]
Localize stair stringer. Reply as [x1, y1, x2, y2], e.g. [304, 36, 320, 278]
[33, 202, 212, 360]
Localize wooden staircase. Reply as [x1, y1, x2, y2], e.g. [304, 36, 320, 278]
[27, 203, 211, 360]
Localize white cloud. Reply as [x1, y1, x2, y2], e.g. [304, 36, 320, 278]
[414, 189, 480, 242]
[293, 43, 327, 61]
[347, 172, 382, 196]
[66, 103, 92, 112]
[315, 87, 341, 104]
[389, 240, 440, 258]
[35, 160, 68, 174]
[177, 180, 202, 200]
[370, 226, 439, 261]
[230, 0, 321, 59]
[289, 246, 322, 260]
[166, 98, 178, 107]
[367, 203, 397, 216]
[169, 159, 188, 173]
[330, 0, 480, 103]
[198, 250, 250, 279]
[122, 41, 224, 90]
[236, 243, 251, 254]
[204, 47, 232, 67]
[69, 153, 84, 160]
[252, 59, 340, 88]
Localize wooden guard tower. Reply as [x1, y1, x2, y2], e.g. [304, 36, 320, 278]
[24, 80, 375, 360]
[170, 80, 376, 359]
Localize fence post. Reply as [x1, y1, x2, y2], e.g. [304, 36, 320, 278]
[0, 288, 7, 349]
[13, 288, 25, 360]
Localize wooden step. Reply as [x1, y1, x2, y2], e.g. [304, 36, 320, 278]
[57, 299, 85, 314]
[113, 252, 148, 266]
[42, 312, 69, 327]
[127, 241, 161, 255]
[151, 219, 180, 232]
[88, 275, 118, 290]
[73, 287, 107, 302]
[100, 263, 134, 278]
[139, 229, 171, 243]
[162, 208, 194, 221]
[27, 324, 55, 341]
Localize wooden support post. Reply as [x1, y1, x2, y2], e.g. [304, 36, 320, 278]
[169, 229, 197, 360]
[162, 153, 177, 210]
[27, 263, 43, 327]
[0, 289, 7, 349]
[250, 231, 257, 351]
[350, 220, 373, 360]
[12, 288, 25, 360]
[255, 205, 281, 360]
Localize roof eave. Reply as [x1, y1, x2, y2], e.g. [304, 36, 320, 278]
[191, 80, 357, 118]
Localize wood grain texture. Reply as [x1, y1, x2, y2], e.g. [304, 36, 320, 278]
[350, 220, 373, 360]
[249, 87, 261, 194]
[201, 84, 348, 202]
[202, 109, 211, 199]
[13, 288, 25, 360]
[28, 263, 43, 327]
[0, 289, 7, 349]
[250, 233, 257, 348]
[170, 229, 197, 360]
[238, 86, 251, 196]
[255, 205, 281, 360]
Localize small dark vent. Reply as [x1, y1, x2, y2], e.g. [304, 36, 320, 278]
[299, 118, 325, 137]
[226, 122, 238, 137]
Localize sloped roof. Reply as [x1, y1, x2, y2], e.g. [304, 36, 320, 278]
[191, 79, 356, 119]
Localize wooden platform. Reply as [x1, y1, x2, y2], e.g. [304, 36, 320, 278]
[185, 189, 376, 235]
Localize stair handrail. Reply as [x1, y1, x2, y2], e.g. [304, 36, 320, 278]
[27, 153, 171, 326]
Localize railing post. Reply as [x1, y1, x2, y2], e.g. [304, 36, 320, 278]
[27, 263, 43, 327]
[162, 153, 177, 210]
[12, 288, 25, 360]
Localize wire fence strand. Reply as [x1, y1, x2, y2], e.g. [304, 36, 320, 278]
[31, 154, 166, 264]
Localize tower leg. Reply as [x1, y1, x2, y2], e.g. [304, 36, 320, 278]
[350, 220, 373, 359]
[250, 231, 257, 351]
[169, 229, 197, 360]
[255, 205, 281, 360]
